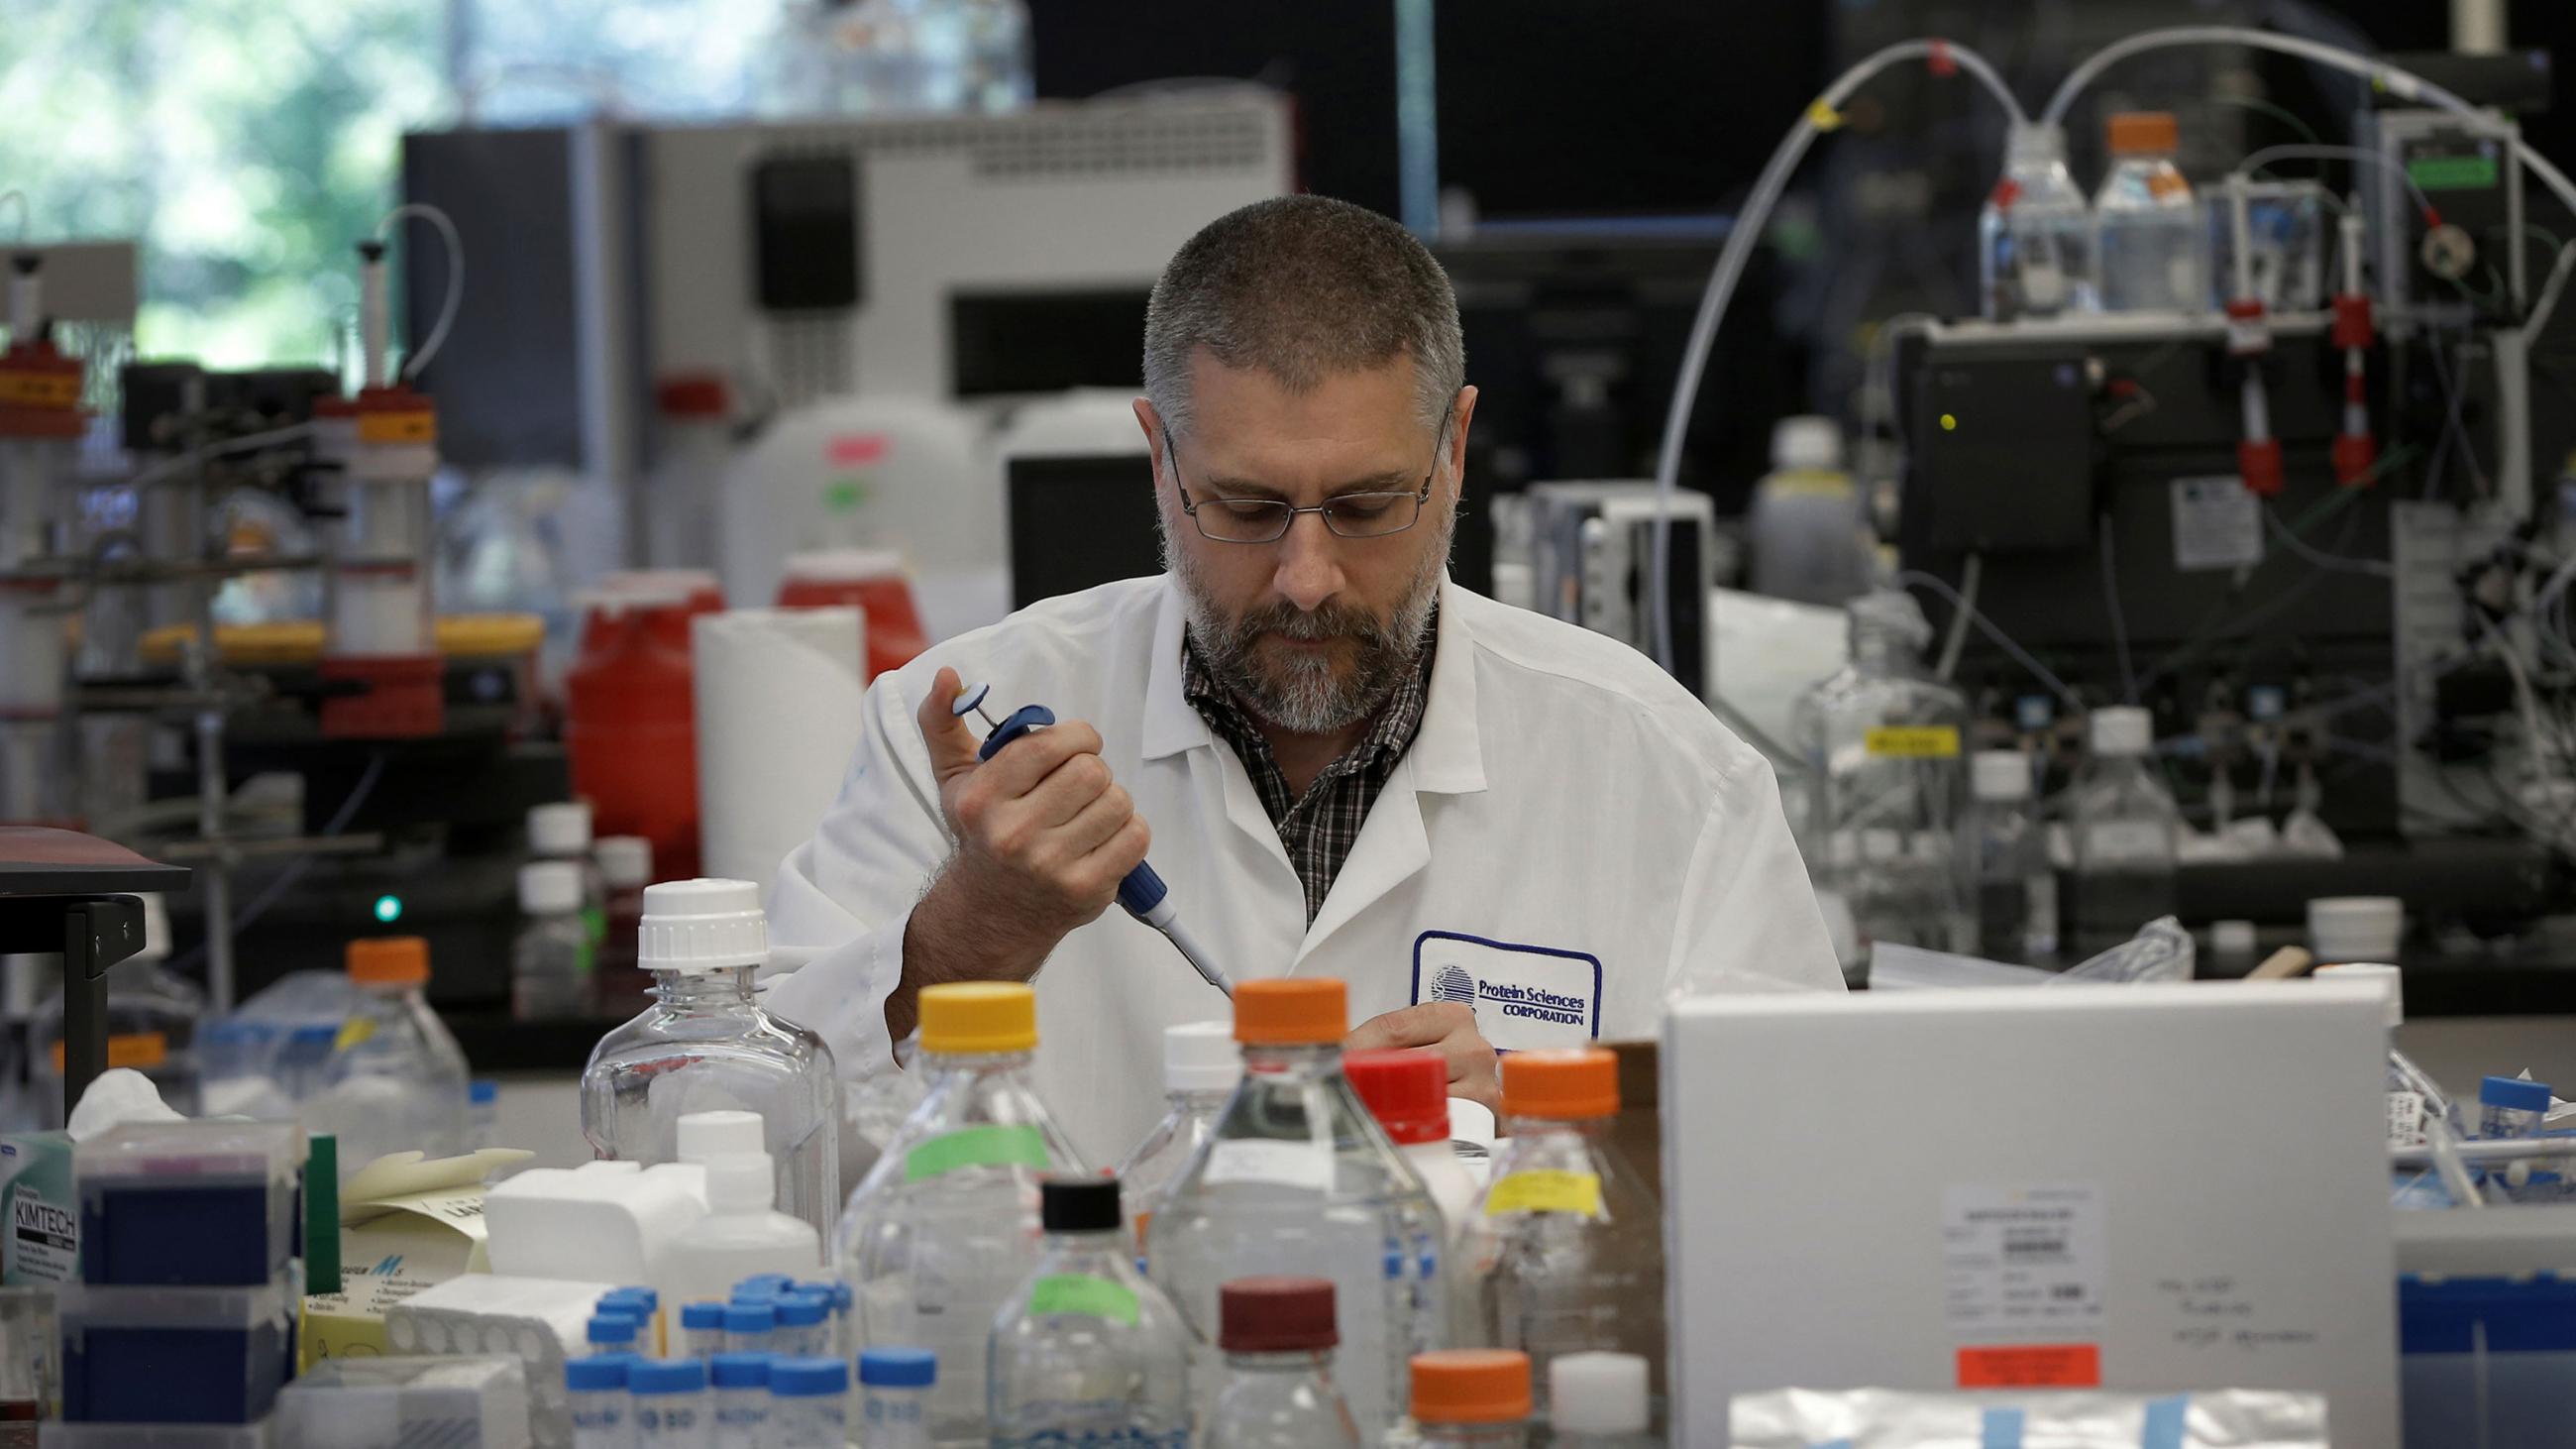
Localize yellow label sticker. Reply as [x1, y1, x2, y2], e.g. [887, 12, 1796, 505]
[334, 1017, 376, 1053]
[357, 410, 437, 445]
[49, 1032, 168, 1072]
[1865, 725, 1962, 759]
[1483, 1169, 1602, 1217]
[1805, 99, 1844, 132]
[0, 372, 80, 407]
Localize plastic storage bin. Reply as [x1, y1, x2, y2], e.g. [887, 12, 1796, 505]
[58, 1268, 300, 1423]
[275, 1355, 530, 1449]
[76, 1122, 304, 1286]
[2401, 1273, 2576, 1445]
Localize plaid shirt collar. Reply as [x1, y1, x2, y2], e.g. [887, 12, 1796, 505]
[1180, 612, 1438, 923]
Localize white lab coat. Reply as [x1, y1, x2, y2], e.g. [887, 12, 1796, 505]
[764, 575, 1842, 1169]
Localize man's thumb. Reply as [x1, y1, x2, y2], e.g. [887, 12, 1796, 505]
[915, 667, 982, 782]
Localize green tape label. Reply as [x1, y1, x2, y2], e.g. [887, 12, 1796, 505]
[1028, 1273, 1139, 1326]
[2407, 154, 2500, 191]
[905, 1123, 1049, 1182]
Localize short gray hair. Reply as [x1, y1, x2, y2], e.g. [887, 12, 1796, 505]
[1143, 196, 1464, 440]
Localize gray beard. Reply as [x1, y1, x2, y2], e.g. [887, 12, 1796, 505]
[1163, 515, 1449, 734]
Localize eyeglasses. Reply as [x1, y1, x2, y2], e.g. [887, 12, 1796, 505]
[1162, 423, 1445, 545]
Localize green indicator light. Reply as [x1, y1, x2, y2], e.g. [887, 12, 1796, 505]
[373, 894, 403, 924]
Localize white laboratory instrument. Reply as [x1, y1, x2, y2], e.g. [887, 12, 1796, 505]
[1662, 981, 2398, 1447]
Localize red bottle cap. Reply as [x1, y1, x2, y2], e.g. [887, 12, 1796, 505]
[1342, 1049, 1449, 1146]
[1218, 1277, 1338, 1353]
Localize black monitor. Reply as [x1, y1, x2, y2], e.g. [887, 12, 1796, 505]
[1007, 453, 1166, 609]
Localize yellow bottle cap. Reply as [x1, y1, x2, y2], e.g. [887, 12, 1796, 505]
[918, 982, 1038, 1055]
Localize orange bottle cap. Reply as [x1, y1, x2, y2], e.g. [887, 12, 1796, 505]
[1410, 1349, 1533, 1424]
[2106, 111, 2179, 157]
[1501, 1048, 1620, 1119]
[1232, 978, 1346, 1045]
[346, 937, 430, 987]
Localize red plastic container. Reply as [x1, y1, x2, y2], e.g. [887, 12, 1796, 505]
[566, 593, 702, 883]
[776, 550, 928, 681]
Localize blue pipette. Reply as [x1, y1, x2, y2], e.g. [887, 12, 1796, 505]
[953, 683, 1233, 997]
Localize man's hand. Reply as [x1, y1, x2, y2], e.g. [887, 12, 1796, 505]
[889, 667, 1151, 1043]
[1345, 1002, 1500, 1112]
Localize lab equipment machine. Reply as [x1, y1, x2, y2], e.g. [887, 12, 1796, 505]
[1663, 982, 2399, 1446]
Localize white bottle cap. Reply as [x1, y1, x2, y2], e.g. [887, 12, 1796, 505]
[1771, 414, 1842, 473]
[595, 836, 653, 889]
[701, 1153, 776, 1213]
[527, 801, 594, 855]
[2315, 961, 2404, 1029]
[1549, 1352, 1650, 1435]
[1163, 1021, 1241, 1093]
[677, 1109, 766, 1165]
[2210, 920, 2259, 959]
[2002, 120, 2069, 167]
[2089, 706, 2154, 756]
[638, 878, 769, 973]
[2309, 895, 2404, 964]
[518, 860, 586, 916]
[1972, 750, 2031, 802]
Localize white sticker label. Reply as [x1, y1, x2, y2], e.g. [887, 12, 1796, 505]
[1943, 1183, 2107, 1337]
[2387, 1090, 2426, 1150]
[1411, 932, 1602, 1052]
[2170, 476, 2263, 572]
[1201, 1139, 1331, 1193]
[2082, 821, 2169, 862]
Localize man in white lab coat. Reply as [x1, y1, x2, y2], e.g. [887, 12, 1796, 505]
[766, 195, 1842, 1168]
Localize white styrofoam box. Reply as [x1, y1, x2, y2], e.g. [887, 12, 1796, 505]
[276, 1356, 529, 1449]
[1663, 981, 2399, 1449]
[483, 1161, 707, 1285]
[384, 1276, 621, 1449]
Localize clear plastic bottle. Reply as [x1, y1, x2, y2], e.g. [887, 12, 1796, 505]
[1408, 1350, 1533, 1449]
[305, 937, 471, 1175]
[2067, 707, 2181, 957]
[1970, 750, 2058, 965]
[1547, 1352, 1654, 1448]
[988, 1176, 1194, 1445]
[530, 801, 610, 947]
[28, 892, 205, 1125]
[514, 860, 595, 1021]
[859, 1347, 937, 1449]
[1341, 1048, 1467, 1368]
[594, 835, 655, 1018]
[1746, 416, 1874, 609]
[2095, 111, 2204, 313]
[707, 1352, 768, 1448]
[763, 1357, 847, 1449]
[582, 879, 841, 1236]
[1118, 1020, 1241, 1256]
[628, 1357, 710, 1447]
[568, 1354, 633, 1448]
[1980, 122, 2096, 318]
[468, 1079, 500, 1154]
[837, 981, 1086, 1445]
[663, 1151, 823, 1307]
[1203, 1277, 1362, 1449]
[1788, 589, 1975, 981]
[1146, 978, 1438, 1441]
[1453, 1051, 1663, 1430]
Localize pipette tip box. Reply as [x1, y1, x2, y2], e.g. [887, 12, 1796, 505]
[76, 1122, 304, 1287]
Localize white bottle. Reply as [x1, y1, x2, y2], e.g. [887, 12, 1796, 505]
[514, 860, 594, 1021]
[2068, 707, 2181, 958]
[2095, 111, 2204, 313]
[1746, 415, 1873, 609]
[662, 1151, 823, 1307]
[1548, 1352, 1655, 1448]
[1116, 1021, 1240, 1251]
[529, 800, 609, 945]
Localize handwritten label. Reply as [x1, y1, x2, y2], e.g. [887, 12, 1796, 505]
[1865, 725, 1961, 759]
[1028, 1273, 1140, 1327]
[2157, 1274, 2321, 1354]
[1482, 1170, 1603, 1217]
[1943, 1183, 2105, 1336]
[904, 1124, 1048, 1182]
[1201, 1139, 1331, 1193]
